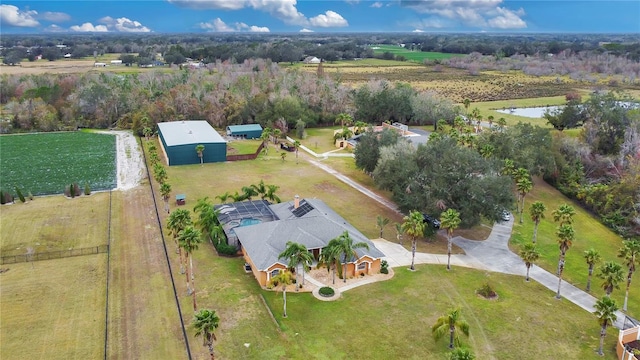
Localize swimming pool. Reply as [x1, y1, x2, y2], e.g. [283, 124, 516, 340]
[240, 218, 261, 226]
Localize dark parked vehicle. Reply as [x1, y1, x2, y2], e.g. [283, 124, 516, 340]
[422, 213, 441, 229]
[280, 143, 296, 152]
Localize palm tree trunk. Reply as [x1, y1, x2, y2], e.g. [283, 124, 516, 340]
[449, 326, 455, 349]
[556, 264, 563, 299]
[526, 264, 531, 281]
[208, 343, 215, 360]
[302, 264, 306, 286]
[624, 274, 632, 311]
[586, 266, 594, 292]
[598, 325, 606, 356]
[190, 255, 197, 311]
[282, 287, 287, 318]
[520, 196, 525, 224]
[185, 253, 192, 296]
[447, 236, 452, 271]
[532, 222, 539, 243]
[295, 264, 300, 292]
[343, 261, 347, 283]
[410, 239, 416, 271]
[179, 247, 185, 274]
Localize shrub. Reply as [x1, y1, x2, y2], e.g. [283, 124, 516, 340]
[380, 260, 389, 274]
[477, 283, 498, 299]
[0, 190, 5, 205]
[319, 287, 335, 297]
[73, 183, 81, 196]
[84, 184, 91, 195]
[214, 241, 238, 256]
[15, 187, 25, 203]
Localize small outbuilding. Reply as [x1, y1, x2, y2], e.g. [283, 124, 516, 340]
[226, 124, 263, 139]
[157, 120, 227, 166]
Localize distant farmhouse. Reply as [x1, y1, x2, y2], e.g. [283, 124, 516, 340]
[226, 124, 263, 139]
[215, 196, 384, 287]
[157, 121, 227, 166]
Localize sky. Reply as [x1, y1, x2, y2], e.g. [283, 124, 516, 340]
[1, 1, 639, 34]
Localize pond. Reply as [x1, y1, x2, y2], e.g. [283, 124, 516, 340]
[496, 106, 564, 118]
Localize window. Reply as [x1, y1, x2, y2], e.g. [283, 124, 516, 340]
[357, 262, 367, 271]
[270, 269, 280, 278]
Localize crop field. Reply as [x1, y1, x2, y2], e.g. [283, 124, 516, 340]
[0, 131, 116, 195]
[371, 44, 464, 62]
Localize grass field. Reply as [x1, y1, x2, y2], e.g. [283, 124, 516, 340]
[0, 131, 116, 195]
[227, 139, 262, 155]
[510, 177, 639, 318]
[371, 45, 464, 62]
[0, 192, 111, 255]
[466, 96, 569, 126]
[0, 255, 107, 360]
[261, 265, 617, 359]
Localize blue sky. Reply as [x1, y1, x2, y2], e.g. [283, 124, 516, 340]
[1, 1, 639, 34]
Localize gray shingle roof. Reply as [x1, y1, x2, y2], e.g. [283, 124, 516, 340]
[234, 198, 384, 270]
[158, 120, 226, 146]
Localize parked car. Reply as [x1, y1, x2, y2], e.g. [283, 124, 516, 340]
[280, 143, 296, 152]
[422, 213, 441, 229]
[501, 210, 511, 222]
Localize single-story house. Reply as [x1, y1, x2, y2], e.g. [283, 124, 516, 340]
[303, 56, 321, 64]
[226, 124, 263, 139]
[215, 196, 384, 287]
[157, 120, 227, 166]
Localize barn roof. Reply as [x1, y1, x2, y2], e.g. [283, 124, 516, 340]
[227, 124, 263, 133]
[158, 120, 226, 146]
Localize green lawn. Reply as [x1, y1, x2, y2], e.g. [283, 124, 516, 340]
[261, 263, 616, 359]
[227, 139, 263, 155]
[371, 45, 465, 62]
[295, 127, 340, 155]
[510, 178, 639, 318]
[0, 255, 106, 360]
[0, 131, 116, 195]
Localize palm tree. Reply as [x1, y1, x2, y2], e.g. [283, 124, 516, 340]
[395, 223, 403, 245]
[153, 163, 167, 185]
[293, 140, 301, 164]
[280, 152, 287, 162]
[462, 98, 471, 114]
[195, 144, 205, 166]
[584, 248, 602, 293]
[515, 177, 533, 224]
[529, 201, 546, 243]
[143, 127, 152, 141]
[593, 296, 618, 356]
[272, 128, 282, 144]
[449, 347, 475, 360]
[401, 210, 426, 271]
[193, 309, 220, 360]
[251, 180, 268, 200]
[278, 241, 314, 290]
[179, 225, 203, 310]
[618, 239, 640, 311]
[335, 231, 369, 283]
[265, 184, 281, 203]
[269, 270, 295, 318]
[240, 186, 258, 201]
[555, 224, 575, 299]
[167, 209, 192, 274]
[487, 115, 494, 129]
[193, 197, 220, 243]
[519, 243, 540, 281]
[497, 117, 507, 131]
[479, 144, 494, 159]
[552, 203, 575, 226]
[318, 239, 342, 284]
[335, 112, 353, 128]
[597, 261, 624, 297]
[432, 308, 470, 349]
[441, 209, 461, 271]
[215, 191, 232, 203]
[376, 215, 390, 238]
[260, 128, 272, 154]
[160, 182, 172, 214]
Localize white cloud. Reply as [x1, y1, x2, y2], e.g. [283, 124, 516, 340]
[487, 7, 526, 29]
[198, 18, 268, 32]
[371, 2, 383, 8]
[412, 29, 424, 32]
[70, 22, 109, 32]
[99, 16, 151, 32]
[169, 0, 307, 25]
[40, 11, 71, 22]
[248, 25, 270, 32]
[309, 10, 348, 28]
[400, 0, 525, 29]
[299, 28, 314, 32]
[345, 0, 360, 4]
[44, 24, 65, 32]
[0, 4, 39, 27]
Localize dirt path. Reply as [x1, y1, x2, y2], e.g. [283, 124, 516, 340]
[96, 130, 145, 191]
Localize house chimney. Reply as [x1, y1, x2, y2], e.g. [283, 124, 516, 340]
[294, 195, 300, 209]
